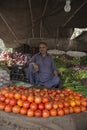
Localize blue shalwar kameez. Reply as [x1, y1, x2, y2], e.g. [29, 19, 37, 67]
[27, 53, 60, 88]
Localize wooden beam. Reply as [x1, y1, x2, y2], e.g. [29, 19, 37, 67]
[63, 0, 87, 27]
[40, 0, 48, 37]
[0, 13, 19, 44]
[28, 0, 34, 38]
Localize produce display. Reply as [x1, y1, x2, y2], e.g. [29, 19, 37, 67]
[54, 55, 87, 97]
[0, 67, 10, 87]
[0, 51, 30, 66]
[0, 86, 87, 118]
[0, 50, 31, 82]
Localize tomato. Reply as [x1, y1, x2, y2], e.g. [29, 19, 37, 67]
[45, 102, 52, 110]
[17, 99, 23, 107]
[64, 88, 71, 92]
[50, 109, 57, 117]
[80, 106, 86, 112]
[1, 89, 8, 96]
[40, 91, 44, 96]
[58, 102, 64, 109]
[20, 107, 27, 115]
[15, 93, 21, 100]
[57, 109, 64, 116]
[42, 110, 50, 118]
[55, 96, 60, 101]
[27, 95, 34, 103]
[21, 95, 27, 101]
[9, 86, 15, 91]
[5, 105, 12, 112]
[74, 96, 81, 100]
[9, 98, 17, 106]
[4, 92, 9, 98]
[70, 100, 76, 107]
[35, 110, 42, 117]
[56, 90, 61, 94]
[0, 95, 5, 102]
[81, 97, 87, 102]
[27, 109, 34, 117]
[75, 100, 81, 106]
[12, 105, 20, 113]
[30, 102, 37, 111]
[28, 88, 33, 93]
[42, 97, 49, 103]
[23, 101, 30, 109]
[0, 102, 6, 110]
[5, 98, 10, 104]
[34, 96, 42, 104]
[63, 107, 70, 115]
[64, 97, 69, 101]
[64, 101, 70, 108]
[73, 106, 81, 113]
[48, 90, 52, 94]
[59, 93, 65, 99]
[69, 107, 74, 113]
[53, 102, 58, 109]
[8, 92, 15, 99]
[81, 101, 87, 107]
[38, 103, 45, 110]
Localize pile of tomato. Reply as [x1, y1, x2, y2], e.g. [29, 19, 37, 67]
[0, 86, 87, 118]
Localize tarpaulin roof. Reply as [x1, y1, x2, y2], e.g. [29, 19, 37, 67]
[0, 0, 87, 48]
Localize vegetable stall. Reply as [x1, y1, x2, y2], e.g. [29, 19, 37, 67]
[0, 50, 87, 130]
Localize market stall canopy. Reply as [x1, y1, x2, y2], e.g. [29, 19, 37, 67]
[71, 31, 87, 52]
[0, 0, 87, 48]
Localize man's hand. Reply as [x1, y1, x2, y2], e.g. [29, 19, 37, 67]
[32, 62, 39, 72]
[53, 70, 58, 76]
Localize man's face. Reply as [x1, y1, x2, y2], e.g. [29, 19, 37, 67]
[39, 44, 47, 55]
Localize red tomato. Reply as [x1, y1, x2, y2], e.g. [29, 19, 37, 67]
[50, 109, 57, 116]
[69, 107, 74, 113]
[80, 106, 86, 112]
[5, 98, 10, 104]
[57, 109, 64, 116]
[42, 97, 49, 103]
[35, 110, 42, 117]
[5, 105, 12, 112]
[27, 109, 34, 117]
[12, 105, 20, 113]
[4, 92, 9, 98]
[30, 103, 37, 111]
[20, 107, 27, 115]
[42, 110, 50, 118]
[38, 103, 45, 110]
[1, 89, 8, 96]
[63, 107, 70, 115]
[28, 88, 33, 93]
[8, 92, 15, 99]
[23, 101, 30, 109]
[81, 101, 87, 107]
[27, 95, 34, 102]
[0, 102, 6, 110]
[15, 93, 21, 100]
[45, 102, 52, 110]
[73, 106, 81, 113]
[64, 101, 70, 107]
[53, 102, 58, 109]
[9, 98, 17, 106]
[21, 95, 27, 101]
[58, 102, 64, 109]
[17, 99, 23, 107]
[35, 96, 42, 104]
[0, 95, 5, 102]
